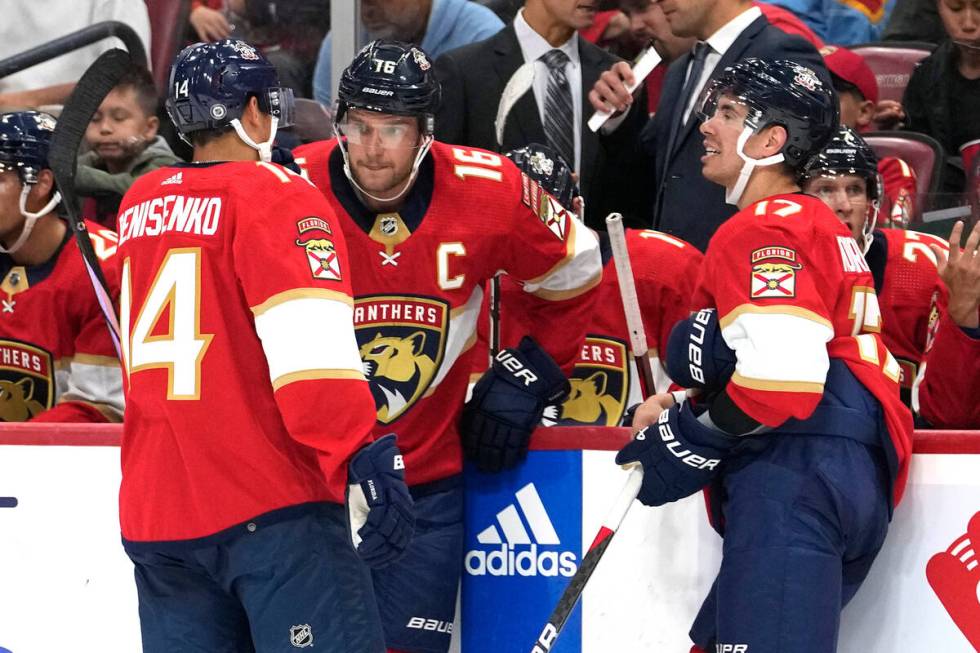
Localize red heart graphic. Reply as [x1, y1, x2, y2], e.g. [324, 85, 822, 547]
[927, 511, 980, 650]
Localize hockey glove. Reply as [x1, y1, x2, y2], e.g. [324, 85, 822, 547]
[346, 434, 415, 568]
[615, 402, 738, 506]
[461, 336, 570, 472]
[665, 308, 736, 392]
[271, 145, 302, 174]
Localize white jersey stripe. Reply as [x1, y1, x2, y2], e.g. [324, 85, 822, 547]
[516, 483, 560, 545]
[722, 311, 833, 386]
[523, 215, 601, 296]
[254, 296, 363, 386]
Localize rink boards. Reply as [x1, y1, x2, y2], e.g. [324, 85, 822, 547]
[0, 425, 977, 652]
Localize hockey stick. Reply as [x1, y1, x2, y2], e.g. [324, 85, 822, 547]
[48, 48, 131, 357]
[489, 62, 537, 359]
[606, 213, 657, 398]
[529, 466, 643, 653]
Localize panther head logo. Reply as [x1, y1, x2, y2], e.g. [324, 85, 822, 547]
[360, 331, 438, 423]
[0, 377, 45, 422]
[558, 371, 623, 426]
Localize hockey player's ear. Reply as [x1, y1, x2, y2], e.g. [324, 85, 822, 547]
[29, 169, 56, 206]
[761, 124, 789, 157]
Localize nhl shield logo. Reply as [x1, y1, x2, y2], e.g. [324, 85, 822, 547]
[380, 215, 399, 236]
[289, 624, 313, 648]
[0, 340, 54, 422]
[552, 336, 628, 426]
[354, 295, 449, 424]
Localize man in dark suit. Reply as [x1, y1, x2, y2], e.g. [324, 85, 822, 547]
[590, 0, 830, 251]
[433, 0, 649, 231]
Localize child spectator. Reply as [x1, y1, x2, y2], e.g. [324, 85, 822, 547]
[76, 65, 179, 229]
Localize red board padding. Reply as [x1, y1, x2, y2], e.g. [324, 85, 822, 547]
[0, 424, 976, 453]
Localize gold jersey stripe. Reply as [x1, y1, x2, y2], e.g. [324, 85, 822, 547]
[272, 368, 366, 391]
[731, 371, 825, 394]
[720, 303, 833, 332]
[252, 288, 354, 317]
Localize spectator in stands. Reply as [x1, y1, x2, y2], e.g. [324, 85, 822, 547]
[765, 0, 896, 44]
[188, 0, 329, 98]
[77, 65, 179, 230]
[0, 1, 150, 109]
[0, 111, 123, 423]
[822, 45, 918, 225]
[919, 219, 980, 428]
[581, 8, 632, 53]
[312, 0, 504, 107]
[434, 0, 651, 231]
[903, 0, 980, 193]
[589, 0, 828, 251]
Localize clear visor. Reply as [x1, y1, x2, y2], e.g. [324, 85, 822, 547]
[335, 116, 421, 149]
[695, 85, 763, 131]
[264, 87, 295, 128]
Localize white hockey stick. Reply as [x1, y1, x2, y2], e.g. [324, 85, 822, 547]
[606, 213, 657, 398]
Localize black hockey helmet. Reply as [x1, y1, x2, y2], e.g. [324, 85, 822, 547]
[0, 110, 56, 184]
[335, 40, 440, 135]
[505, 143, 578, 211]
[165, 39, 294, 139]
[800, 126, 880, 200]
[697, 58, 839, 170]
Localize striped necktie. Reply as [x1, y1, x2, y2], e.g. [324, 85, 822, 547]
[540, 49, 575, 170]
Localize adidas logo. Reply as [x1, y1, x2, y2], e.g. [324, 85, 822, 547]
[465, 483, 577, 577]
[161, 171, 183, 186]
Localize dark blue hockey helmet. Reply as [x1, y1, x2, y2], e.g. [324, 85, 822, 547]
[165, 39, 294, 140]
[505, 143, 578, 211]
[697, 58, 839, 170]
[336, 40, 440, 135]
[0, 110, 57, 184]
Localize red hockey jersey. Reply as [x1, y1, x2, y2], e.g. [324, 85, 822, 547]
[868, 228, 947, 406]
[115, 162, 376, 542]
[693, 193, 913, 504]
[0, 222, 122, 423]
[492, 229, 702, 426]
[918, 311, 980, 428]
[878, 157, 917, 227]
[293, 139, 602, 486]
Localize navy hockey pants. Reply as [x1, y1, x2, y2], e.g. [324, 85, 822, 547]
[373, 476, 463, 653]
[127, 503, 385, 653]
[690, 363, 893, 653]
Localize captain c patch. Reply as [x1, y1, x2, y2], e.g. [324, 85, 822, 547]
[750, 246, 801, 298]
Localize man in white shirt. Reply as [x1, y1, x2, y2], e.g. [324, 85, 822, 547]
[588, 0, 828, 251]
[434, 0, 651, 230]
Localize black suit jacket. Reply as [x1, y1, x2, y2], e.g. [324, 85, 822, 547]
[641, 16, 829, 252]
[434, 23, 649, 231]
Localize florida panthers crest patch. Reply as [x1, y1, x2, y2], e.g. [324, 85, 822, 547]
[548, 335, 629, 426]
[353, 295, 449, 423]
[521, 174, 568, 241]
[295, 216, 341, 281]
[0, 340, 53, 421]
[750, 246, 801, 298]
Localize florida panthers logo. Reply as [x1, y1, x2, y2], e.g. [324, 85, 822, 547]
[0, 340, 52, 422]
[354, 296, 449, 424]
[546, 336, 628, 426]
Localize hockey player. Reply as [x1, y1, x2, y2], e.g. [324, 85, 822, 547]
[495, 142, 703, 426]
[294, 41, 602, 653]
[622, 59, 913, 652]
[918, 219, 980, 428]
[0, 110, 122, 422]
[115, 40, 413, 653]
[800, 126, 949, 408]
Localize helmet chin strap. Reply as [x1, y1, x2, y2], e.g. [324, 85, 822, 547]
[726, 126, 786, 206]
[861, 199, 880, 256]
[334, 124, 434, 206]
[0, 184, 62, 254]
[231, 116, 279, 163]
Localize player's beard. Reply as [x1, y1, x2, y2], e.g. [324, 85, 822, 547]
[351, 157, 414, 201]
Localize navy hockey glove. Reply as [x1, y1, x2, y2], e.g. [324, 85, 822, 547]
[461, 336, 570, 472]
[615, 402, 737, 506]
[271, 145, 302, 174]
[665, 309, 736, 392]
[346, 434, 415, 568]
